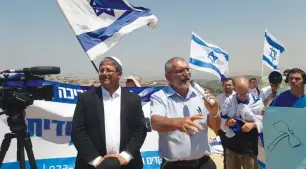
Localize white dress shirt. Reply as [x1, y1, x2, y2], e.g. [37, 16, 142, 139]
[260, 86, 272, 101]
[89, 86, 132, 167]
[216, 91, 236, 110]
[216, 91, 235, 131]
[249, 88, 260, 99]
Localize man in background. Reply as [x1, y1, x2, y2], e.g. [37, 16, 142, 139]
[260, 71, 282, 107]
[283, 69, 290, 77]
[272, 68, 306, 108]
[125, 74, 142, 87]
[216, 78, 235, 169]
[221, 77, 263, 169]
[248, 78, 261, 99]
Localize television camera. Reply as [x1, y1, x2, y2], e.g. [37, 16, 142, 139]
[0, 66, 60, 169]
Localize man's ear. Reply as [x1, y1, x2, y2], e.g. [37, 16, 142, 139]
[165, 73, 171, 81]
[118, 72, 122, 77]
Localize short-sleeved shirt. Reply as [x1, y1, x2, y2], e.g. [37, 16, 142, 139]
[150, 85, 211, 161]
[271, 90, 306, 108]
[260, 86, 271, 101]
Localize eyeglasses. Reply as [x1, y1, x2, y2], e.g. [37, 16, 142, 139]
[99, 68, 117, 75]
[237, 92, 249, 97]
[171, 68, 191, 74]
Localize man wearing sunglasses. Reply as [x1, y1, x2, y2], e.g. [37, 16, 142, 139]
[150, 57, 221, 169]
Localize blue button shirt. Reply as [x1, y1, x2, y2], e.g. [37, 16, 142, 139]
[150, 85, 211, 161]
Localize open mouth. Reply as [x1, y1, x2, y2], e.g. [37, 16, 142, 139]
[102, 78, 111, 82]
[181, 78, 190, 84]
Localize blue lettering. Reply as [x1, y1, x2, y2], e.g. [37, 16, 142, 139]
[65, 121, 72, 136]
[44, 119, 50, 130]
[27, 119, 42, 137]
[26, 118, 73, 137]
[52, 120, 65, 136]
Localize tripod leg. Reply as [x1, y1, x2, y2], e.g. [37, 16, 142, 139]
[24, 133, 37, 169]
[17, 135, 26, 169]
[0, 133, 14, 168]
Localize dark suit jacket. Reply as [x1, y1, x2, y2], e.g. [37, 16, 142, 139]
[71, 87, 147, 169]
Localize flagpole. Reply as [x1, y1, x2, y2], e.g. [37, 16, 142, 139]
[260, 62, 264, 89]
[90, 60, 99, 73]
[259, 30, 266, 89]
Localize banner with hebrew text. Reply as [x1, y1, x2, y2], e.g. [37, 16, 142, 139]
[1, 80, 271, 168]
[0, 81, 162, 169]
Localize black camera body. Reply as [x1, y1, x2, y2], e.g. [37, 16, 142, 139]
[0, 66, 60, 132]
[0, 75, 53, 112]
[0, 66, 60, 169]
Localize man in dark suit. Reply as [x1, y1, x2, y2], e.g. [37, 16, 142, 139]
[71, 56, 147, 169]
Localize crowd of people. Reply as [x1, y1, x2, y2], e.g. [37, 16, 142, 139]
[70, 56, 305, 169]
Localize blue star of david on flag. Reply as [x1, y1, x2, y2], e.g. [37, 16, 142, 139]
[57, 0, 158, 70]
[262, 30, 285, 70]
[269, 47, 277, 61]
[90, 0, 115, 17]
[208, 51, 218, 63]
[189, 32, 229, 81]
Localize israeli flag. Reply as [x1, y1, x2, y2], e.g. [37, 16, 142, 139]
[189, 32, 229, 81]
[57, 0, 158, 61]
[262, 30, 285, 70]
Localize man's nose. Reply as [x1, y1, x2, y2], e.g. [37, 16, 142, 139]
[290, 79, 297, 83]
[183, 69, 189, 75]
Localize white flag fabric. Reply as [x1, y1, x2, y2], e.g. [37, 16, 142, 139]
[262, 30, 285, 70]
[57, 0, 158, 61]
[189, 32, 229, 81]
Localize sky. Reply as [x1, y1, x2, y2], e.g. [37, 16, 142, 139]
[0, 0, 305, 80]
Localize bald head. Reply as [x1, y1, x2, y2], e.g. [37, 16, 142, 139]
[235, 77, 249, 88]
[234, 77, 249, 101]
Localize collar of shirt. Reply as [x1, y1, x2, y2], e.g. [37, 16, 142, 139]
[237, 95, 250, 104]
[225, 91, 236, 97]
[101, 86, 121, 99]
[164, 84, 197, 99]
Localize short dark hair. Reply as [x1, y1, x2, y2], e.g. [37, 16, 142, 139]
[249, 78, 257, 82]
[222, 78, 234, 85]
[268, 71, 282, 84]
[283, 69, 290, 76]
[285, 68, 306, 84]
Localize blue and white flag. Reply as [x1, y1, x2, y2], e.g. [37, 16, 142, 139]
[57, 0, 158, 61]
[189, 32, 229, 81]
[262, 30, 285, 71]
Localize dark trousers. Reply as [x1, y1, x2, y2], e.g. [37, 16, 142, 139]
[160, 156, 216, 169]
[218, 129, 227, 169]
[225, 149, 258, 169]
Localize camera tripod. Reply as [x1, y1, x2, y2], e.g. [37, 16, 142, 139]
[0, 110, 37, 169]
